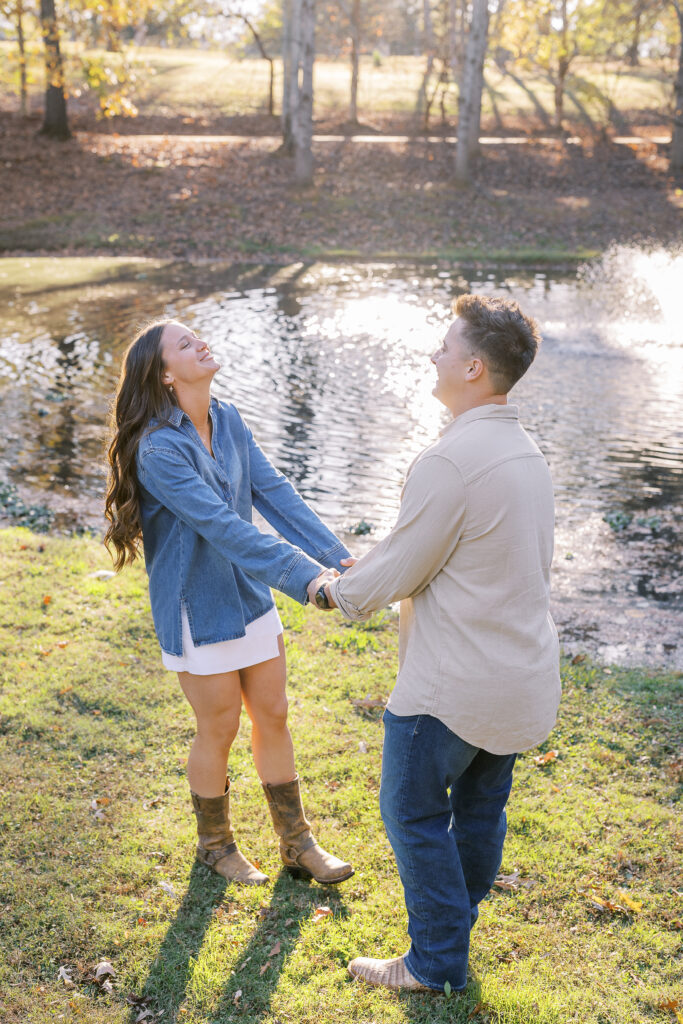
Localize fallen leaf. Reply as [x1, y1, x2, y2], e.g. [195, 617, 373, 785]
[617, 890, 642, 912]
[350, 696, 386, 711]
[260, 963, 269, 975]
[233, 989, 242, 1005]
[571, 653, 586, 664]
[59, 684, 73, 694]
[587, 895, 621, 913]
[101, 979, 114, 994]
[659, 999, 679, 1012]
[468, 1002, 486, 1019]
[269, 940, 281, 957]
[312, 906, 333, 923]
[42, 595, 52, 605]
[94, 960, 116, 981]
[58, 966, 74, 987]
[532, 749, 559, 766]
[494, 871, 536, 891]
[358, 741, 368, 754]
[57, 641, 69, 649]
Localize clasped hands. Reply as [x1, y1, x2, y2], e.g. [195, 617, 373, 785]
[306, 557, 357, 610]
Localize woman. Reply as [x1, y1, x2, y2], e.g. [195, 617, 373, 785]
[104, 319, 353, 886]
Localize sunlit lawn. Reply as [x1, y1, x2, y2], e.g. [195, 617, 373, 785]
[0, 42, 673, 127]
[0, 526, 681, 1023]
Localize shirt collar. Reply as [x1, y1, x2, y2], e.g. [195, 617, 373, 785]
[166, 395, 218, 428]
[441, 403, 519, 436]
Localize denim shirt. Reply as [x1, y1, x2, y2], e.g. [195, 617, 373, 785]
[135, 397, 350, 656]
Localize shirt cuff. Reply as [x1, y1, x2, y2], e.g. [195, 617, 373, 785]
[328, 576, 366, 621]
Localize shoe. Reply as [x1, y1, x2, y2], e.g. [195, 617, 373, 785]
[347, 954, 440, 992]
[262, 775, 353, 884]
[191, 780, 268, 885]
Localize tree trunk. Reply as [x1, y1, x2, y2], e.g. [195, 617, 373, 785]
[294, 0, 315, 183]
[454, 0, 489, 183]
[554, 0, 569, 130]
[415, 0, 435, 124]
[17, 0, 28, 117]
[39, 0, 70, 140]
[281, 0, 296, 153]
[349, 0, 360, 123]
[672, 3, 683, 173]
[239, 15, 275, 117]
[625, 5, 642, 67]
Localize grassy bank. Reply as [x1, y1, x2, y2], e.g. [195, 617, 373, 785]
[1, 527, 681, 1024]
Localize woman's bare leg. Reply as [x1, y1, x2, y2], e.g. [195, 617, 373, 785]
[178, 669, 243, 796]
[239, 636, 296, 785]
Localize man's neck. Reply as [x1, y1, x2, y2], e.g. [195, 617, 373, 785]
[446, 392, 508, 420]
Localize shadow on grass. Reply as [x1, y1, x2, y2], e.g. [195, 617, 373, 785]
[212, 870, 350, 1021]
[134, 864, 350, 1022]
[132, 861, 227, 1020]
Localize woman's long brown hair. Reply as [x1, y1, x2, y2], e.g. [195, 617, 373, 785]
[104, 320, 178, 570]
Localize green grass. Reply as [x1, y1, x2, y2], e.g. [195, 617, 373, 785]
[0, 43, 673, 127]
[0, 527, 681, 1023]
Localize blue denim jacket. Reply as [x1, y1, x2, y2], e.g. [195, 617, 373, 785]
[135, 397, 350, 656]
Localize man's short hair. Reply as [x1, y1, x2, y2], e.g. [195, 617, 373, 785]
[453, 293, 542, 392]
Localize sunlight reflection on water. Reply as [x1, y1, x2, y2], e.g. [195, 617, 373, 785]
[0, 247, 681, 654]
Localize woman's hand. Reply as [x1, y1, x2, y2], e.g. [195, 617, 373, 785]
[307, 569, 339, 608]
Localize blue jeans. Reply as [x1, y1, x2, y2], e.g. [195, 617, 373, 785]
[379, 710, 517, 991]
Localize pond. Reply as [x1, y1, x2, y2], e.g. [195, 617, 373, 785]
[1, 246, 681, 668]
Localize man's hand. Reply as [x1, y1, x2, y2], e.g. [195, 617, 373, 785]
[340, 557, 358, 569]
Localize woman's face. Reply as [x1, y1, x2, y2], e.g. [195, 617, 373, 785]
[160, 322, 220, 390]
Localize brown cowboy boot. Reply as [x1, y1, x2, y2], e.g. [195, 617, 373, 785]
[191, 780, 268, 885]
[262, 775, 353, 884]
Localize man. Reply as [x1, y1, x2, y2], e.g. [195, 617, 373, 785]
[308, 293, 561, 994]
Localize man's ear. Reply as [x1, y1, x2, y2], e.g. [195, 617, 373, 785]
[465, 357, 485, 381]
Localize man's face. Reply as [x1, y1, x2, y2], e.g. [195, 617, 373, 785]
[430, 318, 476, 407]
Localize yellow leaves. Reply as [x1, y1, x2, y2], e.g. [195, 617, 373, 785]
[617, 889, 642, 913]
[582, 884, 642, 917]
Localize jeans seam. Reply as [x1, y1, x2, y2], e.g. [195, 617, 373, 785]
[394, 715, 435, 978]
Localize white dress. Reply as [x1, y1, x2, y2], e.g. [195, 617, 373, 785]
[161, 605, 283, 675]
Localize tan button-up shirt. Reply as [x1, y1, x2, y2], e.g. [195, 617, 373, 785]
[329, 403, 561, 754]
